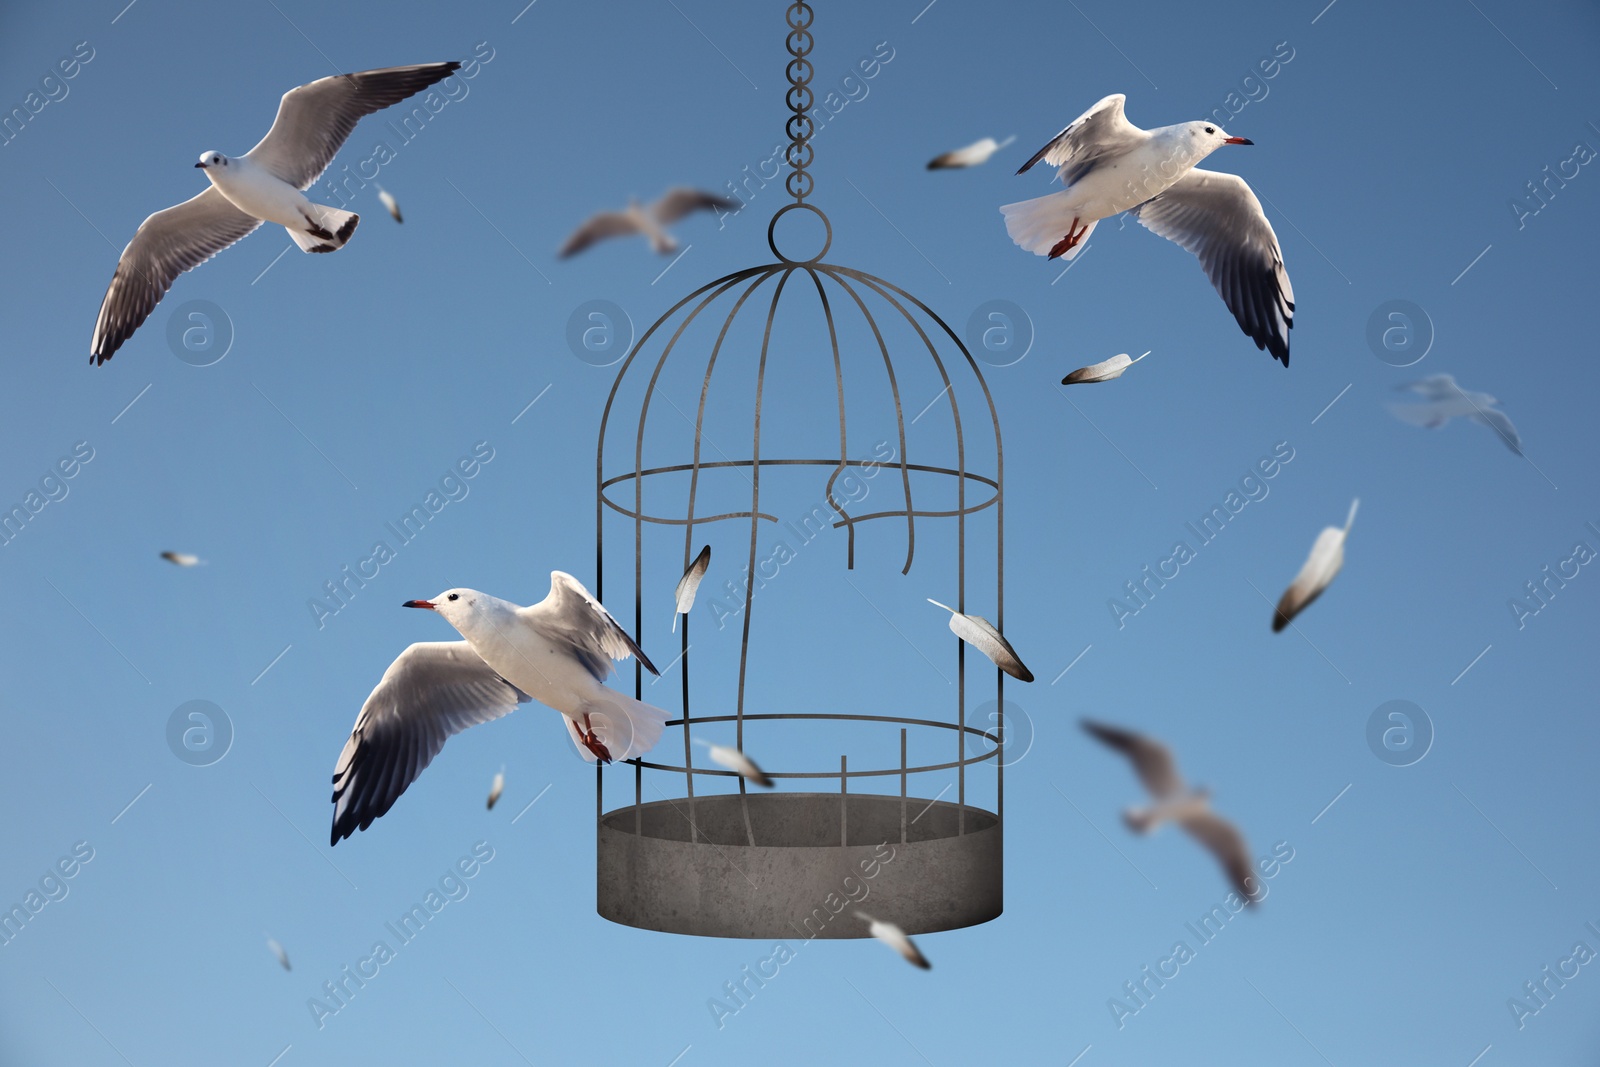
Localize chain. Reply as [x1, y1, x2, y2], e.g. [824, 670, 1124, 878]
[784, 2, 814, 203]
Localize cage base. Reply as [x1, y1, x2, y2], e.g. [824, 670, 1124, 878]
[597, 792, 1001, 938]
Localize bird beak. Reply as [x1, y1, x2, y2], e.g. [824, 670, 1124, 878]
[1223, 137, 1253, 145]
[402, 599, 436, 610]
[194, 162, 206, 168]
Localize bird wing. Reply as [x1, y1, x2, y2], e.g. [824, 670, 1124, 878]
[1080, 719, 1185, 798]
[1016, 93, 1138, 183]
[1178, 810, 1258, 903]
[536, 571, 660, 681]
[1397, 373, 1459, 399]
[558, 211, 642, 257]
[1129, 168, 1294, 366]
[330, 641, 528, 844]
[1471, 406, 1523, 455]
[90, 187, 262, 364]
[1273, 525, 1346, 632]
[650, 187, 740, 224]
[245, 62, 460, 189]
[929, 600, 1034, 682]
[673, 545, 712, 623]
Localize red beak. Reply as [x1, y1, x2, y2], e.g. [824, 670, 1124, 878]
[1224, 136, 1253, 145]
[402, 600, 436, 610]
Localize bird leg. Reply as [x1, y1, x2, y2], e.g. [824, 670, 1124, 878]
[1047, 217, 1089, 260]
[580, 713, 614, 764]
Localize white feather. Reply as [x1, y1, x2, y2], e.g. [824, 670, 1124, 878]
[1273, 499, 1358, 632]
[1062, 350, 1149, 385]
[855, 912, 931, 969]
[926, 599, 1034, 682]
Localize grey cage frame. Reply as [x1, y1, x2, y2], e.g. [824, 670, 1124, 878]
[590, 0, 1009, 939]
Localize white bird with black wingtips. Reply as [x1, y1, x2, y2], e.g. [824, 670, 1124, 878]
[1003, 93, 1294, 365]
[559, 188, 739, 257]
[1081, 719, 1259, 904]
[330, 572, 667, 844]
[90, 62, 460, 364]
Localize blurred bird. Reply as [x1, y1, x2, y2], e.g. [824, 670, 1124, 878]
[1389, 374, 1522, 455]
[160, 551, 202, 567]
[265, 934, 291, 971]
[855, 912, 931, 969]
[486, 765, 505, 810]
[330, 572, 666, 844]
[926, 134, 1015, 170]
[91, 62, 461, 364]
[1062, 350, 1150, 385]
[376, 185, 402, 223]
[1273, 499, 1358, 632]
[694, 737, 773, 788]
[673, 545, 711, 631]
[1003, 93, 1293, 365]
[1081, 719, 1258, 903]
[927, 599, 1034, 682]
[559, 188, 739, 257]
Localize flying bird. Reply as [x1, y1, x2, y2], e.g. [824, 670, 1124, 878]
[1003, 93, 1293, 365]
[1273, 498, 1358, 632]
[694, 737, 773, 788]
[90, 62, 460, 364]
[376, 185, 402, 223]
[330, 572, 666, 844]
[1081, 719, 1258, 903]
[927, 599, 1034, 682]
[927, 134, 1015, 170]
[673, 545, 711, 631]
[265, 934, 291, 971]
[855, 912, 931, 970]
[1389, 374, 1522, 455]
[559, 188, 739, 257]
[1062, 350, 1150, 385]
[160, 551, 202, 567]
[486, 766, 505, 810]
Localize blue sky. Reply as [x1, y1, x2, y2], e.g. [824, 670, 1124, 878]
[2, 0, 1599, 1063]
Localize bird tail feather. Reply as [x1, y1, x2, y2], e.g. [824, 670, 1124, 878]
[290, 205, 360, 253]
[567, 691, 669, 763]
[1000, 191, 1098, 260]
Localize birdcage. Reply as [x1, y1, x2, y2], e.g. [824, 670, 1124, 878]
[592, 1, 1009, 939]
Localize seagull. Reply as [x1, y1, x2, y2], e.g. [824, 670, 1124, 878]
[927, 134, 1015, 170]
[927, 599, 1034, 682]
[1389, 374, 1522, 455]
[694, 737, 773, 787]
[486, 765, 505, 810]
[329, 572, 667, 844]
[673, 545, 711, 631]
[265, 934, 291, 971]
[90, 62, 460, 365]
[1081, 719, 1259, 903]
[160, 551, 202, 567]
[1003, 93, 1294, 365]
[559, 188, 739, 257]
[376, 185, 402, 223]
[1062, 350, 1150, 385]
[1273, 499, 1358, 632]
[855, 912, 931, 969]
